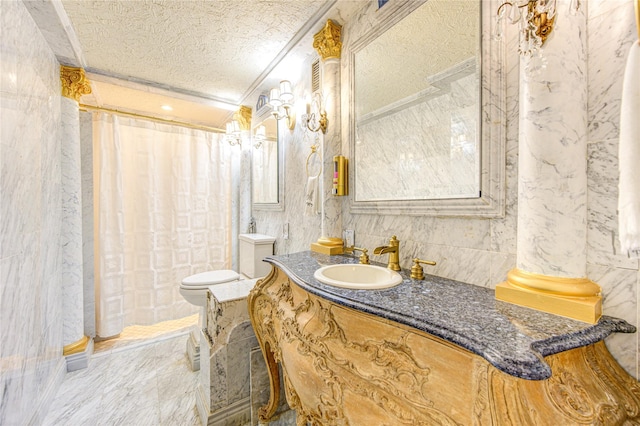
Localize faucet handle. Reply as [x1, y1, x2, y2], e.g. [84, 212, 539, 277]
[344, 246, 370, 264]
[358, 248, 370, 265]
[410, 258, 437, 280]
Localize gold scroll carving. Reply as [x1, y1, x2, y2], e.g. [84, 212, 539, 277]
[235, 105, 252, 131]
[60, 66, 91, 102]
[313, 19, 342, 61]
[249, 264, 640, 425]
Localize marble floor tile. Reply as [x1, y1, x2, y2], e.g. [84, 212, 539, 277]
[42, 326, 200, 425]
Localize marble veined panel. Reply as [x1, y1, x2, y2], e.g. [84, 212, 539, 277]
[587, 0, 637, 143]
[588, 139, 639, 269]
[0, 1, 64, 424]
[588, 264, 638, 378]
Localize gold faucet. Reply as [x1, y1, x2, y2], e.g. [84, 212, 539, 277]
[373, 236, 401, 271]
[410, 258, 437, 280]
[344, 246, 370, 264]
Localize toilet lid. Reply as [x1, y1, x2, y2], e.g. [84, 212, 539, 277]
[181, 270, 240, 287]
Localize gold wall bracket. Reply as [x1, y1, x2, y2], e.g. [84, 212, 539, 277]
[235, 105, 252, 131]
[528, 1, 555, 45]
[495, 268, 602, 324]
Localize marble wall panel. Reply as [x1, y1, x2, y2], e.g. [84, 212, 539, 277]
[587, 0, 637, 143]
[588, 264, 638, 377]
[0, 0, 65, 423]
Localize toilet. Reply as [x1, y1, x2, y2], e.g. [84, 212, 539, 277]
[179, 233, 275, 371]
[179, 233, 276, 307]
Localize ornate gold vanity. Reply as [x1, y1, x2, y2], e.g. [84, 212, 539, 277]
[249, 252, 639, 425]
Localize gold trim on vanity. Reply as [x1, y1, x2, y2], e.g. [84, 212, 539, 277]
[313, 19, 342, 61]
[62, 335, 90, 356]
[496, 268, 602, 324]
[249, 264, 639, 425]
[60, 65, 91, 102]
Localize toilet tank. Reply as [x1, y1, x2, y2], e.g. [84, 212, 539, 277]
[238, 233, 276, 278]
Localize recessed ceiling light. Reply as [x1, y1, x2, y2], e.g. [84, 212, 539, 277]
[161, 105, 173, 111]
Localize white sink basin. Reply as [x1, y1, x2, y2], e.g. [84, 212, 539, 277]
[313, 264, 403, 290]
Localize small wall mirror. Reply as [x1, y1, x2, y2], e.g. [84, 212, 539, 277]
[252, 112, 284, 210]
[348, 0, 505, 217]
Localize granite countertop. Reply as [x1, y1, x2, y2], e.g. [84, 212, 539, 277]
[264, 251, 636, 380]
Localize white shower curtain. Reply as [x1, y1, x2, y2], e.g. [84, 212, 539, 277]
[94, 112, 233, 338]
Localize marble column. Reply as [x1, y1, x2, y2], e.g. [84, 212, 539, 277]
[237, 106, 254, 238]
[496, 1, 601, 323]
[60, 65, 93, 370]
[310, 20, 345, 255]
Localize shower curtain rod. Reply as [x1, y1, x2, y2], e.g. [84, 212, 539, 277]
[79, 104, 226, 134]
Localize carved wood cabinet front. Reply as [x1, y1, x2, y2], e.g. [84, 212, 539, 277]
[248, 266, 640, 425]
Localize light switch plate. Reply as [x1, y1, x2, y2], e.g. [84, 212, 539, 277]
[283, 223, 289, 240]
[343, 229, 355, 247]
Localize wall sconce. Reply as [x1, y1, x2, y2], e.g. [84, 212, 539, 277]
[269, 80, 295, 130]
[495, 0, 580, 57]
[301, 92, 327, 134]
[225, 120, 242, 146]
[253, 125, 266, 149]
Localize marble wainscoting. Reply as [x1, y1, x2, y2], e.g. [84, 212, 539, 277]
[0, 0, 66, 423]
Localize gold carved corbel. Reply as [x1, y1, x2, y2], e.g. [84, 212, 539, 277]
[313, 19, 342, 61]
[234, 105, 252, 131]
[60, 65, 91, 102]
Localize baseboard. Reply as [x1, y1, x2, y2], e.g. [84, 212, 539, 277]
[196, 384, 251, 426]
[186, 329, 200, 371]
[65, 338, 94, 372]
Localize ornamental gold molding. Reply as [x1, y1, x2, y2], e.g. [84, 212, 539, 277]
[60, 66, 91, 102]
[249, 264, 640, 425]
[234, 105, 252, 131]
[62, 335, 89, 356]
[496, 268, 602, 324]
[313, 19, 342, 61]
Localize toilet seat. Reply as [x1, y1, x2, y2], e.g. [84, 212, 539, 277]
[181, 270, 240, 288]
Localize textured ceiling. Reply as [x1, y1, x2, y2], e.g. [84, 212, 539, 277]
[61, 0, 329, 103]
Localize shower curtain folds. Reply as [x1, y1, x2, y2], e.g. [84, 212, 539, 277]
[93, 113, 232, 338]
